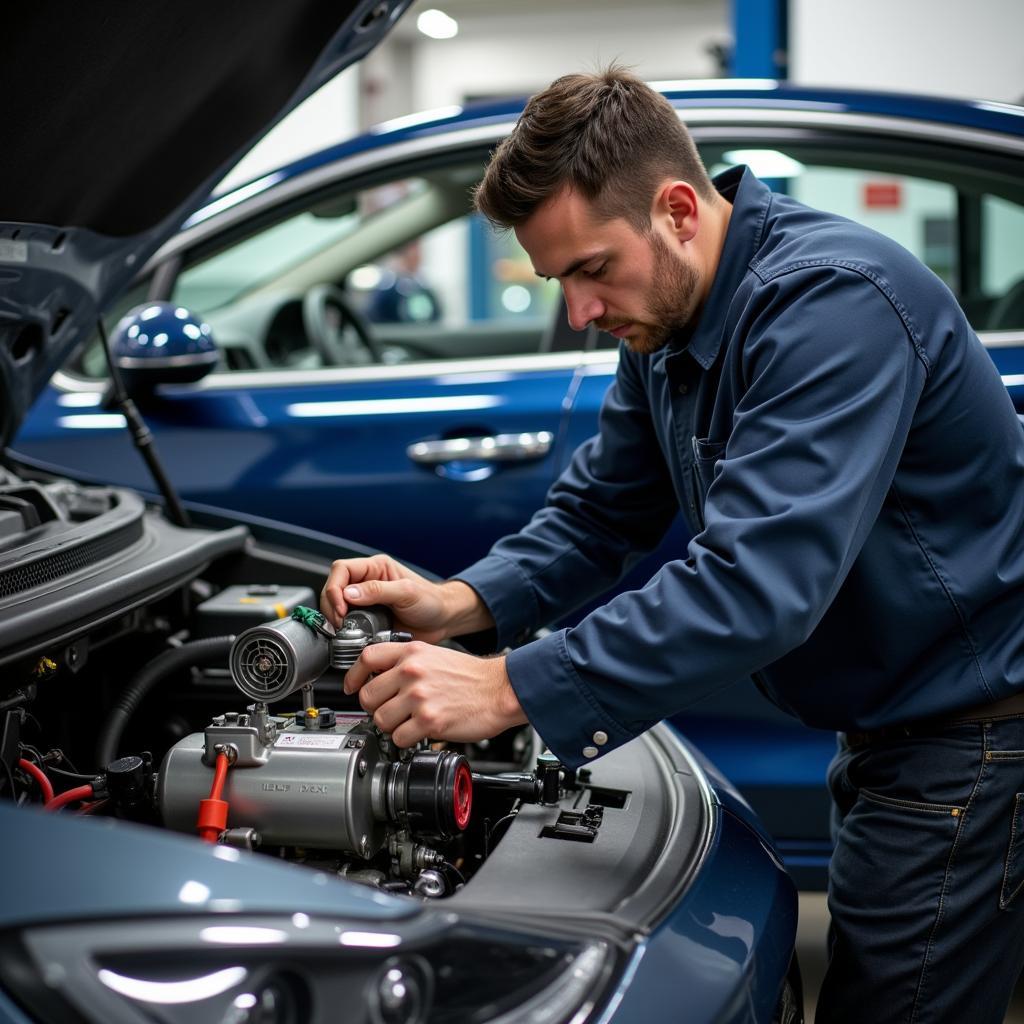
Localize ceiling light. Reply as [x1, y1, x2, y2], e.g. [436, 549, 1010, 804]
[417, 9, 458, 39]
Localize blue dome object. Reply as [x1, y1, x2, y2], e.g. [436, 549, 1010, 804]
[111, 302, 219, 390]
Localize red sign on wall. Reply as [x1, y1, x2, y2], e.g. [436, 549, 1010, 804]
[863, 182, 903, 209]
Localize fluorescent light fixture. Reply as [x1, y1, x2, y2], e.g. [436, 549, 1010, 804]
[98, 967, 247, 1005]
[1002, 374, 1024, 387]
[417, 8, 458, 39]
[286, 395, 502, 418]
[723, 149, 805, 178]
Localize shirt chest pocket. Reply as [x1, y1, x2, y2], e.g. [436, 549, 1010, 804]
[691, 437, 727, 528]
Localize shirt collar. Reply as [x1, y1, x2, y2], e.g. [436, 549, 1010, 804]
[660, 165, 773, 371]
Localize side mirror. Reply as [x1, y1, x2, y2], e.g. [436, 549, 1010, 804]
[109, 302, 218, 397]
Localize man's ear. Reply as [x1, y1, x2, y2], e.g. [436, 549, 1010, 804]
[653, 181, 699, 243]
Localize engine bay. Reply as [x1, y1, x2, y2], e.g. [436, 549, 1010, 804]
[0, 462, 710, 921]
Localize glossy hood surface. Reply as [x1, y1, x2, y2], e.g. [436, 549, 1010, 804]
[0, 1, 410, 449]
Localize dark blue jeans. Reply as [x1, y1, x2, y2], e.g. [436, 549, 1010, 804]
[816, 718, 1024, 1023]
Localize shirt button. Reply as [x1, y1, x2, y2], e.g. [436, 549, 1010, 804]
[593, 731, 608, 746]
[677, 383, 688, 395]
[582, 746, 599, 759]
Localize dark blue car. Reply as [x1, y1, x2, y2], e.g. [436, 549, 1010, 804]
[0, 4, 800, 1023]
[14, 76, 1024, 884]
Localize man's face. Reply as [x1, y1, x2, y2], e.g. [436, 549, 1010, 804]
[515, 187, 703, 355]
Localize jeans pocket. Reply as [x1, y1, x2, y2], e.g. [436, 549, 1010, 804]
[859, 788, 965, 816]
[1000, 793, 1024, 909]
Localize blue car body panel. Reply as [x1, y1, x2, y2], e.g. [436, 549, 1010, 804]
[17, 364, 574, 573]
[0, 725, 797, 1024]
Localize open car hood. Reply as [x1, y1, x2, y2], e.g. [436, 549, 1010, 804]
[0, 1, 410, 449]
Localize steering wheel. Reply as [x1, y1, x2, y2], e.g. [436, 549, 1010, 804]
[301, 284, 383, 365]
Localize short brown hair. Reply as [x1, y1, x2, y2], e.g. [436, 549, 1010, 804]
[474, 65, 714, 232]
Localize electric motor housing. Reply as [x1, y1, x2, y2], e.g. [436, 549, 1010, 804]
[229, 616, 330, 704]
[157, 712, 472, 855]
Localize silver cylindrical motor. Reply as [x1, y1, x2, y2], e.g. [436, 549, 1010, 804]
[229, 616, 330, 704]
[157, 716, 473, 855]
[159, 717, 389, 853]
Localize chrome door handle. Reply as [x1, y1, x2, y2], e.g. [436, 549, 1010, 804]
[407, 431, 554, 465]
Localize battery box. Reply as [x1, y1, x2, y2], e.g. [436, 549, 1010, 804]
[195, 584, 317, 638]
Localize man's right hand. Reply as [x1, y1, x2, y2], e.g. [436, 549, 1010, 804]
[320, 554, 494, 644]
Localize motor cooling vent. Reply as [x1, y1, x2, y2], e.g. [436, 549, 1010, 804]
[231, 634, 294, 701]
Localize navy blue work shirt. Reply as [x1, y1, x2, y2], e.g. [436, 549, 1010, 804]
[456, 166, 1024, 769]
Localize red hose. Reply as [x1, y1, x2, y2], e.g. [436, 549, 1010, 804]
[44, 783, 95, 812]
[17, 758, 54, 804]
[197, 751, 230, 843]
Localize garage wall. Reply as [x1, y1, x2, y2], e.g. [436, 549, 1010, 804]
[406, 2, 727, 110]
[790, 0, 1024, 104]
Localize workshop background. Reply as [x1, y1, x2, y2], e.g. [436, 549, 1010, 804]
[224, 3, 1022, 1019]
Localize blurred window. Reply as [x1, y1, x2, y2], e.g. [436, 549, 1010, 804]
[705, 143, 1024, 332]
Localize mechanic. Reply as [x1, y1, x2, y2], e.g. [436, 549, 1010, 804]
[321, 68, 1024, 1023]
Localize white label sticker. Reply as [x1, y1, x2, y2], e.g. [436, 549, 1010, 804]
[274, 732, 345, 749]
[0, 241, 28, 263]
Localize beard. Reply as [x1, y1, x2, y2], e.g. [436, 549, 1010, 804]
[598, 232, 701, 355]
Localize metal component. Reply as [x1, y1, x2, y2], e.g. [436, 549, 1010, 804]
[160, 716, 387, 854]
[536, 750, 562, 805]
[301, 682, 316, 717]
[219, 827, 261, 851]
[388, 833, 445, 879]
[212, 742, 238, 766]
[407, 431, 554, 466]
[329, 606, 405, 671]
[230, 617, 330, 704]
[329, 628, 369, 671]
[104, 753, 154, 812]
[413, 869, 447, 899]
[160, 718, 472, 858]
[249, 702, 277, 747]
[470, 771, 541, 802]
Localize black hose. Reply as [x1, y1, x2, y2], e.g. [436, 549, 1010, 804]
[96, 637, 233, 770]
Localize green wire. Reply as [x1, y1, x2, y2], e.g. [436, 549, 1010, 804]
[291, 605, 333, 638]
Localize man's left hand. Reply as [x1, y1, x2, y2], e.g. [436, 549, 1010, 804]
[344, 641, 528, 748]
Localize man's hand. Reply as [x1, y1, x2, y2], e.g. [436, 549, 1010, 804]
[320, 554, 492, 644]
[344, 642, 528, 748]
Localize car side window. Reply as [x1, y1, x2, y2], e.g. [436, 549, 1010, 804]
[704, 143, 1024, 334]
[982, 196, 1024, 330]
[168, 167, 561, 373]
[346, 213, 560, 364]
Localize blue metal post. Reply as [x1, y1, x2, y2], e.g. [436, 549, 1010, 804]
[731, 0, 787, 79]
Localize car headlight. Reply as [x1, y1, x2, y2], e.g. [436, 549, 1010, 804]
[0, 913, 618, 1024]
